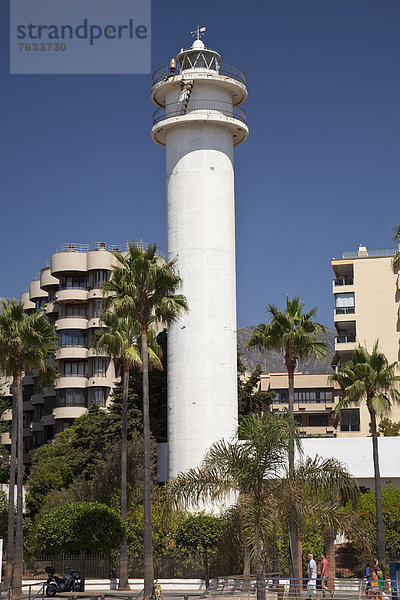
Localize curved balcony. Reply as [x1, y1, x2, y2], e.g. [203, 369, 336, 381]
[55, 288, 88, 303]
[55, 317, 88, 331]
[87, 250, 115, 271]
[29, 279, 47, 301]
[56, 347, 88, 361]
[87, 288, 104, 300]
[151, 62, 247, 108]
[86, 376, 112, 389]
[53, 406, 87, 420]
[87, 348, 109, 358]
[31, 422, 43, 432]
[55, 376, 88, 390]
[87, 317, 106, 329]
[151, 100, 248, 148]
[43, 385, 56, 397]
[31, 393, 44, 405]
[51, 251, 88, 275]
[40, 266, 59, 291]
[45, 302, 58, 315]
[1, 432, 11, 445]
[41, 414, 55, 426]
[20, 292, 35, 311]
[1, 409, 12, 422]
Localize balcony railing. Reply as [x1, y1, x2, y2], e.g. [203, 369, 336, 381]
[153, 100, 247, 127]
[152, 61, 246, 86]
[333, 278, 354, 286]
[58, 285, 88, 291]
[55, 241, 166, 259]
[336, 335, 356, 344]
[342, 249, 397, 258]
[334, 307, 355, 315]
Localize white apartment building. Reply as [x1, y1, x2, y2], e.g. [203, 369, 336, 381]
[1, 241, 160, 463]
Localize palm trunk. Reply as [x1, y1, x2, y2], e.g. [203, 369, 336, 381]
[256, 562, 265, 600]
[243, 537, 251, 577]
[203, 547, 209, 589]
[141, 326, 154, 600]
[286, 358, 300, 595]
[369, 405, 385, 563]
[13, 367, 24, 598]
[118, 362, 130, 590]
[5, 392, 17, 590]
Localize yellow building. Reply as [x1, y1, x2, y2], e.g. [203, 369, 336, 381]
[331, 244, 400, 436]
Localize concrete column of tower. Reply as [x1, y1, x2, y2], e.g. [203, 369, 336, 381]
[151, 33, 248, 479]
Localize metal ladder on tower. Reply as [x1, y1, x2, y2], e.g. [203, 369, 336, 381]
[178, 80, 194, 114]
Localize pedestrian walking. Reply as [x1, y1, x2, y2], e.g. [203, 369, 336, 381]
[320, 553, 334, 598]
[307, 553, 318, 600]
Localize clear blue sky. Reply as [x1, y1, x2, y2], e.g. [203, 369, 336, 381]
[1, 0, 399, 328]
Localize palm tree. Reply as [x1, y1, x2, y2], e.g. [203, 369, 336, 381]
[102, 243, 188, 600]
[0, 301, 55, 595]
[170, 413, 362, 599]
[247, 296, 327, 581]
[170, 412, 300, 600]
[330, 343, 400, 563]
[92, 311, 162, 589]
[392, 224, 400, 273]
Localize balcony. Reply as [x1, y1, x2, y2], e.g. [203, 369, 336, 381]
[56, 347, 88, 360]
[335, 334, 357, 353]
[335, 307, 355, 315]
[55, 376, 88, 390]
[87, 317, 106, 328]
[41, 414, 55, 426]
[55, 317, 88, 331]
[151, 99, 248, 147]
[86, 376, 112, 388]
[336, 335, 356, 343]
[334, 307, 356, 323]
[1, 432, 11, 445]
[31, 393, 44, 405]
[53, 406, 87, 420]
[55, 288, 88, 303]
[333, 278, 354, 286]
[40, 266, 59, 291]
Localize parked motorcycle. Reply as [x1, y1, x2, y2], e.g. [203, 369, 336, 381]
[45, 566, 82, 596]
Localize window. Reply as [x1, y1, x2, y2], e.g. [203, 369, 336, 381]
[59, 330, 88, 348]
[92, 270, 110, 289]
[308, 414, 328, 427]
[335, 293, 355, 314]
[61, 275, 88, 290]
[63, 361, 88, 377]
[56, 388, 87, 407]
[23, 384, 34, 401]
[340, 408, 360, 432]
[92, 299, 103, 318]
[91, 387, 107, 408]
[36, 298, 47, 310]
[273, 388, 334, 404]
[65, 304, 89, 318]
[92, 358, 107, 377]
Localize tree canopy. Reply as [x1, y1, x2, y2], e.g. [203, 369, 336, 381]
[33, 502, 125, 555]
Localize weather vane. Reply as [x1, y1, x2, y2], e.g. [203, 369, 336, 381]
[191, 25, 206, 41]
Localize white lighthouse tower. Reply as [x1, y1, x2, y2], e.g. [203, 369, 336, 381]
[151, 28, 248, 479]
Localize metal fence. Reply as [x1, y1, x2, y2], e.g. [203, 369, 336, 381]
[23, 554, 214, 580]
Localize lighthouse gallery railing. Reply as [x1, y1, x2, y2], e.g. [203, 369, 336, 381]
[152, 99, 247, 127]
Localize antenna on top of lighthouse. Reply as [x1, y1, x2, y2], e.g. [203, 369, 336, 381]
[191, 25, 206, 41]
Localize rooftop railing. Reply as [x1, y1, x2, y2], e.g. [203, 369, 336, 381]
[153, 99, 247, 127]
[152, 61, 246, 86]
[342, 249, 397, 258]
